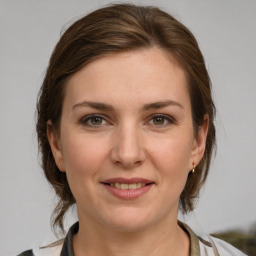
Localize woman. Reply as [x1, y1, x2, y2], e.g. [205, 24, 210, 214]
[18, 3, 246, 256]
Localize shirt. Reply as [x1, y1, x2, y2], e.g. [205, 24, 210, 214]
[17, 221, 247, 256]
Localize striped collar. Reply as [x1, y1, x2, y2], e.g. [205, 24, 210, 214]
[178, 221, 201, 256]
[60, 221, 206, 256]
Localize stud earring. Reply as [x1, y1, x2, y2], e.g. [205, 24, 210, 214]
[57, 162, 64, 172]
[192, 164, 196, 174]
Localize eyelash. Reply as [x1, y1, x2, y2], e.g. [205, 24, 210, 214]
[80, 114, 110, 127]
[80, 114, 176, 128]
[147, 114, 176, 127]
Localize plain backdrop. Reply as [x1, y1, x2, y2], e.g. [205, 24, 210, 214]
[1, 0, 256, 255]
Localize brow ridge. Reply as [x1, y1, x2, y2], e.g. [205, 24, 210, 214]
[72, 100, 183, 111]
[72, 101, 114, 111]
[142, 100, 184, 111]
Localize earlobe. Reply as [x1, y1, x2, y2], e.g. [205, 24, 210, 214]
[47, 120, 65, 172]
[191, 114, 209, 167]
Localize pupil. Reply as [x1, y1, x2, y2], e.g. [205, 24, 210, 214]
[154, 117, 164, 125]
[92, 117, 102, 125]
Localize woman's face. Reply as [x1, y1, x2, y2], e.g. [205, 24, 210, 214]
[48, 48, 207, 232]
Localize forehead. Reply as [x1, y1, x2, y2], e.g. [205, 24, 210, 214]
[63, 48, 190, 110]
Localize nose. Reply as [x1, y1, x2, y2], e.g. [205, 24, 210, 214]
[110, 123, 146, 169]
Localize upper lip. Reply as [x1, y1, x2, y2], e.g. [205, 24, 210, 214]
[101, 177, 154, 184]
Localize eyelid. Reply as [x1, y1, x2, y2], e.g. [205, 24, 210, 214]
[79, 113, 176, 128]
[80, 114, 111, 127]
[147, 114, 177, 126]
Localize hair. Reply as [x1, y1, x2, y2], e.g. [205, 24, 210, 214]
[36, 3, 216, 232]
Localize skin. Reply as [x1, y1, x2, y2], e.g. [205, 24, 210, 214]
[48, 47, 208, 256]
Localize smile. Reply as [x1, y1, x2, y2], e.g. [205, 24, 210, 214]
[101, 178, 154, 200]
[109, 183, 146, 190]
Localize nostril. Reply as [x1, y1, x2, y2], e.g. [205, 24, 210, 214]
[114, 159, 142, 169]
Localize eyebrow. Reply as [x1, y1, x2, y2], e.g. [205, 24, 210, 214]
[72, 101, 114, 111]
[72, 100, 184, 111]
[142, 100, 184, 111]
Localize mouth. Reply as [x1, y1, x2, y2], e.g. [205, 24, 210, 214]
[103, 182, 152, 190]
[101, 177, 154, 199]
[101, 177, 154, 189]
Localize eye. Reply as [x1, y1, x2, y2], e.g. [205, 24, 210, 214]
[148, 114, 175, 127]
[81, 114, 109, 127]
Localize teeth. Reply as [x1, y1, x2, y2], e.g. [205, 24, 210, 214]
[121, 184, 129, 190]
[110, 183, 147, 190]
[136, 183, 142, 188]
[128, 183, 136, 189]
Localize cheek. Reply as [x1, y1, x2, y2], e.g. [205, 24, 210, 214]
[61, 132, 108, 178]
[141, 135, 193, 217]
[60, 132, 110, 207]
[150, 136, 192, 172]
[147, 134, 193, 194]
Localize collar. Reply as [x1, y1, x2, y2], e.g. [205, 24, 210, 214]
[178, 221, 201, 256]
[60, 221, 202, 256]
[60, 222, 78, 256]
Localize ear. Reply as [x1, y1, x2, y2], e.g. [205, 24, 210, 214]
[47, 120, 65, 172]
[190, 114, 209, 168]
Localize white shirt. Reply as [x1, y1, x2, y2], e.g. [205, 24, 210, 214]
[29, 222, 247, 256]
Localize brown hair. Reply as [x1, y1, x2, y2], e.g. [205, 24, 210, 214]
[36, 3, 216, 232]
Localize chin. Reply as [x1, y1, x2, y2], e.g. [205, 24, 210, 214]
[100, 208, 156, 233]
[107, 219, 149, 233]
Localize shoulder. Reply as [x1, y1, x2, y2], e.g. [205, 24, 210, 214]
[199, 235, 248, 256]
[179, 221, 247, 256]
[16, 222, 78, 256]
[33, 240, 63, 256]
[17, 239, 63, 256]
[17, 250, 33, 256]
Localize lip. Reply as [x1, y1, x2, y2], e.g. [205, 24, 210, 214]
[101, 177, 154, 184]
[101, 177, 155, 200]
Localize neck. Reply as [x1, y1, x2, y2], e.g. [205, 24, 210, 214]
[73, 215, 190, 256]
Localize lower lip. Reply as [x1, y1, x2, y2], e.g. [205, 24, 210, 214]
[102, 184, 153, 200]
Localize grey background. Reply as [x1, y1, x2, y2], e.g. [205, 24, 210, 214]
[0, 0, 255, 255]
